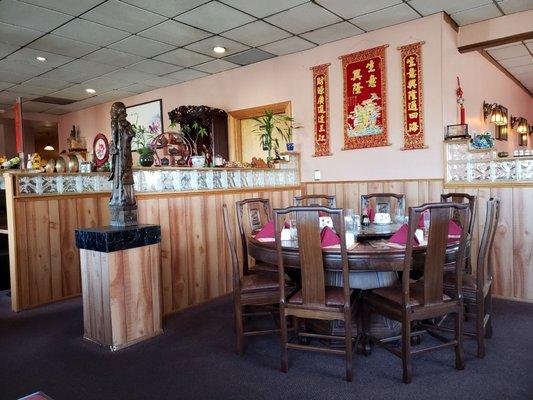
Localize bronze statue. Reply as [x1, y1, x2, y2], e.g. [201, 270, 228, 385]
[109, 102, 137, 226]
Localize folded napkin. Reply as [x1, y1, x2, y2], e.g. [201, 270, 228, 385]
[389, 224, 420, 245]
[418, 213, 425, 228]
[321, 226, 340, 247]
[254, 220, 275, 239]
[368, 208, 375, 222]
[448, 220, 462, 237]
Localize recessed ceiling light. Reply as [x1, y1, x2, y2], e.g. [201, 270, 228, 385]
[35, 56, 47, 62]
[213, 46, 226, 54]
[85, 88, 96, 94]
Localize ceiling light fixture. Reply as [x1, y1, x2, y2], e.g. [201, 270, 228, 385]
[213, 46, 226, 54]
[85, 88, 96, 94]
[35, 56, 47, 62]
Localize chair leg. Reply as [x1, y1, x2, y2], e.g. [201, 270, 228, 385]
[235, 299, 244, 355]
[455, 309, 465, 370]
[476, 298, 486, 358]
[280, 307, 289, 373]
[485, 290, 493, 339]
[344, 309, 353, 382]
[360, 303, 371, 356]
[401, 319, 412, 384]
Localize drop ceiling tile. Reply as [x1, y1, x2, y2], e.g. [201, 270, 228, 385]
[94, 89, 137, 101]
[7, 48, 74, 69]
[60, 60, 120, 75]
[118, 82, 159, 94]
[0, 91, 38, 103]
[498, 55, 533, 68]
[185, 36, 249, 57]
[102, 69, 158, 85]
[509, 63, 533, 76]
[48, 85, 97, 100]
[450, 4, 502, 25]
[0, 70, 34, 84]
[497, 0, 533, 14]
[80, 76, 127, 91]
[19, 101, 54, 112]
[224, 48, 275, 65]
[0, 0, 71, 32]
[138, 20, 211, 46]
[126, 60, 182, 75]
[121, 0, 209, 17]
[109, 36, 175, 58]
[175, 2, 255, 34]
[155, 48, 213, 67]
[0, 82, 15, 91]
[265, 3, 341, 35]
[190, 59, 239, 73]
[0, 43, 19, 58]
[222, 20, 291, 47]
[351, 3, 419, 31]
[29, 35, 99, 58]
[0, 59, 54, 76]
[487, 44, 529, 60]
[43, 106, 71, 115]
[8, 84, 55, 96]
[54, 20, 131, 47]
[40, 68, 102, 83]
[82, 48, 144, 67]
[407, 0, 492, 16]
[514, 70, 533, 81]
[259, 36, 315, 56]
[316, 0, 402, 19]
[301, 22, 364, 45]
[19, 0, 104, 15]
[144, 76, 181, 88]
[163, 68, 209, 83]
[82, 0, 166, 34]
[23, 77, 72, 90]
[220, 0, 307, 18]
[526, 41, 533, 53]
[0, 22, 43, 47]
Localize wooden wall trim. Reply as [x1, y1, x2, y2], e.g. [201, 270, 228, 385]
[458, 31, 533, 54]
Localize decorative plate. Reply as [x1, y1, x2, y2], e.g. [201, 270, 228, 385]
[93, 133, 109, 167]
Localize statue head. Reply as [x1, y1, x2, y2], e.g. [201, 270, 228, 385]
[110, 102, 127, 122]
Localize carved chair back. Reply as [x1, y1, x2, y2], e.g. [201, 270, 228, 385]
[223, 204, 241, 293]
[476, 198, 500, 290]
[294, 195, 337, 208]
[360, 193, 405, 221]
[404, 202, 470, 307]
[440, 193, 477, 235]
[273, 206, 349, 310]
[235, 198, 272, 274]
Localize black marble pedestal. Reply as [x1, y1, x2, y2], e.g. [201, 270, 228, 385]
[75, 224, 161, 252]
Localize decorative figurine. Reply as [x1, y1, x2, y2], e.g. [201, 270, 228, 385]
[108, 102, 138, 227]
[456, 76, 465, 125]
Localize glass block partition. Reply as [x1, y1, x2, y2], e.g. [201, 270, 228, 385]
[445, 140, 533, 185]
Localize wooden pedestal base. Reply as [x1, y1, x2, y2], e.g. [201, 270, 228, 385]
[80, 243, 162, 351]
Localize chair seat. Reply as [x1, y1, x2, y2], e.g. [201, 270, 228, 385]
[288, 286, 350, 307]
[370, 283, 451, 307]
[241, 273, 280, 293]
[443, 273, 477, 291]
[251, 261, 278, 274]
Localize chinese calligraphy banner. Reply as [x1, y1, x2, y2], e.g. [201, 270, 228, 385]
[399, 41, 425, 150]
[311, 63, 331, 157]
[339, 45, 388, 150]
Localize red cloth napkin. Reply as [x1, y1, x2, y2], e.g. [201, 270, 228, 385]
[448, 220, 462, 236]
[321, 226, 340, 247]
[418, 213, 425, 228]
[389, 224, 419, 245]
[368, 208, 375, 222]
[254, 220, 275, 239]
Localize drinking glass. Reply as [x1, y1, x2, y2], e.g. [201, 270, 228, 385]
[423, 210, 430, 235]
[344, 209, 356, 231]
[288, 219, 298, 240]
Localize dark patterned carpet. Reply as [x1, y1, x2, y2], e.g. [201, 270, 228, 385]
[1, 291, 532, 400]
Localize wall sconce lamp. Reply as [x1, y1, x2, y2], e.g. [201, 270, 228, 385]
[511, 116, 529, 134]
[482, 101, 507, 125]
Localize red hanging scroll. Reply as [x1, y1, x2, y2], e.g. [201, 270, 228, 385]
[311, 63, 331, 157]
[399, 42, 426, 150]
[339, 45, 388, 150]
[13, 99, 23, 153]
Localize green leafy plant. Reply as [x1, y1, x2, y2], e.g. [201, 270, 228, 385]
[131, 120, 155, 155]
[252, 110, 298, 161]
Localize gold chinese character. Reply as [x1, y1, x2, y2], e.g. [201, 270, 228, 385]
[408, 122, 419, 132]
[317, 134, 326, 142]
[316, 76, 324, 85]
[408, 67, 416, 79]
[317, 86, 324, 95]
[318, 114, 325, 124]
[317, 95, 324, 105]
[367, 74, 377, 88]
[366, 59, 375, 72]
[317, 104, 325, 113]
[407, 79, 417, 90]
[408, 90, 417, 101]
[408, 101, 418, 111]
[351, 69, 362, 81]
[406, 56, 416, 68]
[352, 82, 362, 94]
[319, 124, 325, 132]
[408, 112, 419, 119]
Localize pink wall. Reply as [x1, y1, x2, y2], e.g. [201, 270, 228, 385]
[58, 13, 532, 182]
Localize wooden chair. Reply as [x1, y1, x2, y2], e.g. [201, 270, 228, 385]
[440, 193, 477, 237]
[223, 204, 288, 355]
[294, 194, 336, 207]
[274, 206, 355, 381]
[235, 198, 276, 275]
[362, 202, 470, 383]
[442, 198, 500, 358]
[360, 193, 405, 221]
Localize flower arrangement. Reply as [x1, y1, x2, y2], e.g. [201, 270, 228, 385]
[470, 132, 495, 149]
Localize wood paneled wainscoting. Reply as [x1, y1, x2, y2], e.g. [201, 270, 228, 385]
[302, 179, 533, 302]
[6, 185, 301, 313]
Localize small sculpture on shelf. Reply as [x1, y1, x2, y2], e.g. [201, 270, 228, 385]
[108, 102, 137, 227]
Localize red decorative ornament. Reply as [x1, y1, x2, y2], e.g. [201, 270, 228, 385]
[93, 133, 109, 167]
[456, 76, 465, 125]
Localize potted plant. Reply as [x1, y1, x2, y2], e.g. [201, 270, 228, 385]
[132, 122, 155, 167]
[252, 110, 298, 163]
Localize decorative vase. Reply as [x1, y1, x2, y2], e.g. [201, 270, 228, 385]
[286, 142, 294, 151]
[191, 155, 205, 168]
[139, 151, 154, 167]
